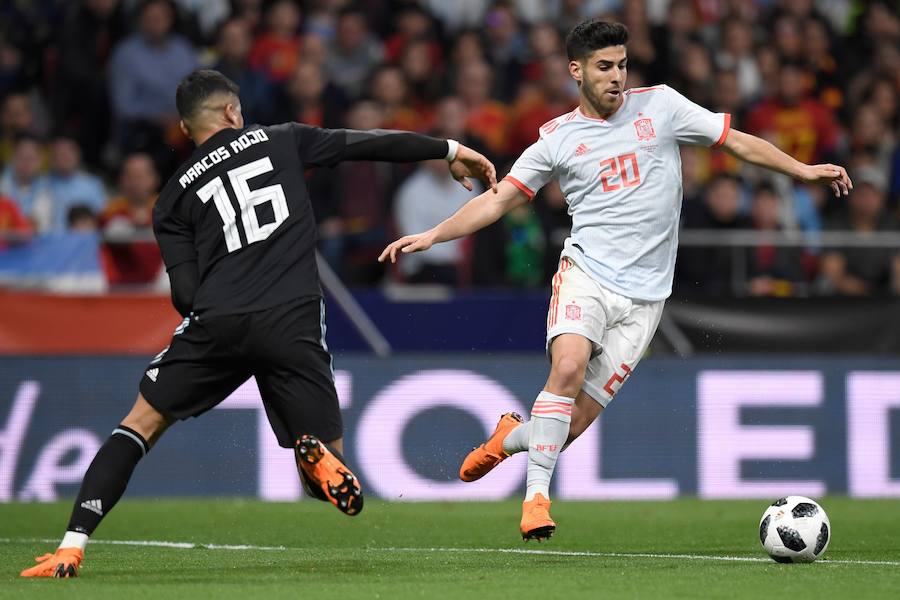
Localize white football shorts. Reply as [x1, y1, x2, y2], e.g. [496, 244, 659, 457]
[545, 256, 664, 407]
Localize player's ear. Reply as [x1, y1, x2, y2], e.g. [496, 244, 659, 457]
[179, 120, 190, 138]
[225, 102, 243, 128]
[569, 60, 582, 85]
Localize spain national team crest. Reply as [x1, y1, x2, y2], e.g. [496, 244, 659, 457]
[634, 117, 656, 141]
[565, 303, 582, 321]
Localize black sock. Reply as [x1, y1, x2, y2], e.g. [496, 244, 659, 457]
[66, 425, 149, 536]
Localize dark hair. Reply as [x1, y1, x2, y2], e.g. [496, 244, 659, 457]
[753, 181, 778, 197]
[138, 0, 175, 18]
[565, 20, 628, 61]
[12, 131, 42, 147]
[175, 69, 240, 123]
[66, 204, 98, 227]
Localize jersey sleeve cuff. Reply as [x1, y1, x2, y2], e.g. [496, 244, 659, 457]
[504, 175, 535, 200]
[711, 114, 731, 148]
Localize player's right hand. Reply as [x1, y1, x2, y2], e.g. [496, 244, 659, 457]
[378, 231, 436, 263]
[450, 145, 498, 193]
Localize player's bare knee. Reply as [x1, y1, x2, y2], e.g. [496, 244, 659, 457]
[121, 394, 173, 446]
[548, 356, 587, 396]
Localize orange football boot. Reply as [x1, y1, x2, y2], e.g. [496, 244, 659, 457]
[295, 435, 363, 516]
[520, 493, 556, 542]
[20, 547, 84, 578]
[459, 412, 524, 482]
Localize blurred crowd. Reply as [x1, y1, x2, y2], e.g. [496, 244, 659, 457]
[0, 0, 898, 296]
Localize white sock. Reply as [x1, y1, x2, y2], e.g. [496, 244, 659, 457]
[59, 531, 88, 551]
[525, 391, 574, 501]
[502, 421, 532, 454]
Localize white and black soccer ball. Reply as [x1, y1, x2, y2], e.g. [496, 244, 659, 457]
[759, 496, 830, 563]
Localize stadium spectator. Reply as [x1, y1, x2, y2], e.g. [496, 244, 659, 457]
[248, 0, 301, 84]
[325, 8, 384, 99]
[99, 153, 163, 285]
[771, 14, 804, 62]
[670, 38, 714, 108]
[213, 18, 273, 124]
[677, 175, 751, 296]
[399, 38, 445, 108]
[66, 204, 100, 233]
[863, 78, 898, 133]
[649, 0, 697, 84]
[0, 92, 38, 164]
[754, 44, 781, 100]
[472, 198, 546, 288]
[430, 95, 490, 163]
[483, 2, 527, 102]
[802, 17, 842, 112]
[45, 136, 107, 232]
[444, 29, 487, 100]
[0, 34, 26, 99]
[0, 134, 51, 232]
[393, 159, 481, 285]
[456, 60, 511, 159]
[508, 55, 578, 156]
[715, 18, 761, 102]
[744, 182, 809, 297]
[51, 0, 126, 168]
[521, 21, 564, 82]
[620, 0, 656, 70]
[109, 0, 198, 159]
[0, 193, 33, 249]
[449, 29, 486, 68]
[745, 60, 839, 166]
[384, 6, 441, 67]
[819, 167, 900, 296]
[230, 0, 264, 31]
[369, 65, 426, 132]
[423, 0, 488, 33]
[275, 61, 347, 129]
[171, 0, 230, 43]
[848, 105, 896, 184]
[300, 32, 329, 66]
[534, 180, 570, 282]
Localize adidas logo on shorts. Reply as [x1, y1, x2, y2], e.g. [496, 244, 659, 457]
[146, 368, 159, 382]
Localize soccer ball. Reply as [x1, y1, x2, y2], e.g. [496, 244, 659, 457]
[759, 496, 830, 563]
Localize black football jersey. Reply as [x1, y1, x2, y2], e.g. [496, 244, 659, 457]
[153, 123, 350, 317]
[154, 123, 449, 317]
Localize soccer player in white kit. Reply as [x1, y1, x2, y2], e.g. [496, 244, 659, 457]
[379, 20, 852, 541]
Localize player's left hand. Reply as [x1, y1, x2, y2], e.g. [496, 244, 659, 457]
[450, 145, 498, 193]
[800, 163, 853, 197]
[378, 230, 436, 263]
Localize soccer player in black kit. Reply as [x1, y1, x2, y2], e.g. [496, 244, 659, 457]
[21, 70, 497, 578]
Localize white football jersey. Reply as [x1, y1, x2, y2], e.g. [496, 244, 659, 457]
[506, 85, 730, 300]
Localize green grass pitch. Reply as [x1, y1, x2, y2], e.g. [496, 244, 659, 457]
[2, 498, 899, 599]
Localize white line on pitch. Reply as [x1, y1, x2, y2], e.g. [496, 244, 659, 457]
[0, 537, 288, 551]
[3, 538, 899, 567]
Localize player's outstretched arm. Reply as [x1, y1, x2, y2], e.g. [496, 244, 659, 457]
[338, 129, 497, 192]
[721, 129, 852, 197]
[378, 179, 528, 264]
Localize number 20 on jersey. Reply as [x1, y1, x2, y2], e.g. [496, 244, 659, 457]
[599, 152, 641, 192]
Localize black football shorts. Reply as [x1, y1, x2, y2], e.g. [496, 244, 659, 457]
[139, 296, 342, 447]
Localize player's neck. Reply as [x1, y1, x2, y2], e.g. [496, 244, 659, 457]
[579, 96, 624, 121]
[193, 125, 233, 147]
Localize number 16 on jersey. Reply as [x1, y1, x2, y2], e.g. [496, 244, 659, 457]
[196, 156, 289, 253]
